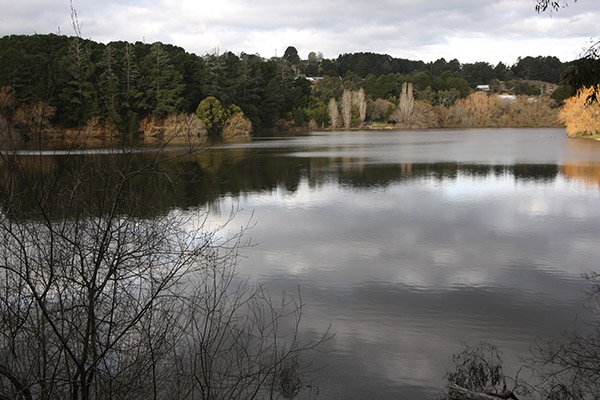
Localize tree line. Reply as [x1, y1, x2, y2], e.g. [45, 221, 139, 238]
[0, 34, 579, 139]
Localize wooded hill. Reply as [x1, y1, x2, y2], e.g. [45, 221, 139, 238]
[0, 34, 574, 138]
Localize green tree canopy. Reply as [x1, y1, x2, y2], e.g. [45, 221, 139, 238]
[512, 56, 565, 83]
[196, 96, 229, 138]
[283, 46, 300, 65]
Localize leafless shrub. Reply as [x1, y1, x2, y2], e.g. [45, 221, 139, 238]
[327, 98, 339, 129]
[0, 130, 330, 399]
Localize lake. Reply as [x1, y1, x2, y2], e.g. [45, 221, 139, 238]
[8, 127, 599, 399]
[203, 128, 600, 399]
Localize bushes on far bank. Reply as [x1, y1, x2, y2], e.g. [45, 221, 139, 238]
[0, 84, 251, 148]
[320, 85, 561, 131]
[559, 86, 600, 138]
[358, 92, 560, 130]
[438, 92, 559, 128]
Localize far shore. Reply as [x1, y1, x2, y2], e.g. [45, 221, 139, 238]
[2, 125, 577, 151]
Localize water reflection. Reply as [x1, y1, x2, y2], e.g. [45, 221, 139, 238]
[1, 129, 600, 399]
[0, 151, 574, 216]
[219, 168, 599, 399]
[562, 163, 600, 188]
[207, 130, 600, 399]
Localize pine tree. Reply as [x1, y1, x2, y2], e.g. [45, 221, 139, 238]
[146, 43, 183, 119]
[98, 44, 120, 124]
[122, 43, 141, 109]
[59, 37, 97, 126]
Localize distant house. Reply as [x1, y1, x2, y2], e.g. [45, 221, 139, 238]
[306, 76, 324, 84]
[476, 85, 490, 92]
[498, 94, 517, 102]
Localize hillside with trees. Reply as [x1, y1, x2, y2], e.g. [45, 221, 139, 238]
[0, 34, 581, 146]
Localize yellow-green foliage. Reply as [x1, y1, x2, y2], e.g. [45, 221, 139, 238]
[559, 87, 600, 138]
[196, 96, 229, 138]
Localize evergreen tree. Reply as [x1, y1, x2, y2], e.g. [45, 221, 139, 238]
[236, 57, 265, 128]
[263, 76, 286, 127]
[59, 37, 97, 126]
[122, 43, 141, 107]
[196, 96, 229, 138]
[98, 44, 120, 124]
[203, 50, 227, 102]
[116, 43, 143, 137]
[146, 43, 183, 119]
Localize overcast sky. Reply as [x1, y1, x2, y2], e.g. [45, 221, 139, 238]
[0, 0, 597, 64]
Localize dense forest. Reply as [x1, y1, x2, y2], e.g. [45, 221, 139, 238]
[0, 34, 577, 141]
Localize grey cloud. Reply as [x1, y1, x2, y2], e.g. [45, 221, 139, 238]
[0, 0, 597, 62]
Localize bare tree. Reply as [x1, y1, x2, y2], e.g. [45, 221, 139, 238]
[0, 122, 330, 399]
[444, 342, 528, 400]
[352, 89, 366, 128]
[534, 0, 576, 13]
[396, 82, 415, 124]
[173, 266, 327, 400]
[327, 98, 339, 129]
[340, 90, 352, 129]
[530, 273, 600, 400]
[444, 272, 600, 400]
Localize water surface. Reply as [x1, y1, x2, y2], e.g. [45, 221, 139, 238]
[206, 128, 600, 399]
[11, 128, 598, 399]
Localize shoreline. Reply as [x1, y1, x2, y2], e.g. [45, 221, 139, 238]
[1, 126, 576, 151]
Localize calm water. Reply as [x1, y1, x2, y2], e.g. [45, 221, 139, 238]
[10, 128, 600, 399]
[204, 128, 600, 399]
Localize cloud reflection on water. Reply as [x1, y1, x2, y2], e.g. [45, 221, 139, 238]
[202, 130, 600, 398]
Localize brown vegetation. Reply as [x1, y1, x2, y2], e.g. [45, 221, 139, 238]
[142, 113, 208, 146]
[392, 100, 438, 129]
[561, 162, 600, 187]
[441, 93, 559, 128]
[222, 111, 253, 142]
[352, 88, 367, 127]
[322, 85, 560, 132]
[14, 102, 57, 135]
[559, 86, 600, 138]
[61, 116, 120, 146]
[394, 82, 415, 124]
[0, 86, 58, 145]
[0, 85, 250, 149]
[327, 98, 339, 129]
[340, 90, 352, 129]
[380, 92, 560, 130]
